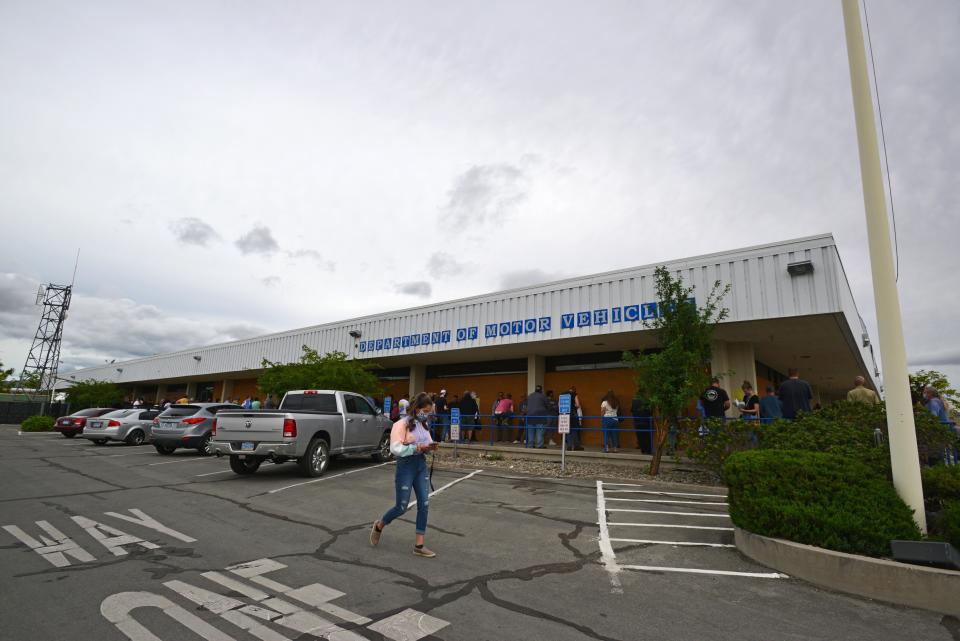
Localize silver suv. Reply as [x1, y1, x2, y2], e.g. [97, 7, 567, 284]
[151, 403, 241, 456]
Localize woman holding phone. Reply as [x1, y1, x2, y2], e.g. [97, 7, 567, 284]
[370, 392, 438, 557]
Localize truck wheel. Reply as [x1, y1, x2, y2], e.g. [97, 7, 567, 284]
[93, 439, 107, 446]
[372, 431, 393, 462]
[154, 444, 176, 455]
[125, 429, 145, 446]
[298, 439, 330, 477]
[63, 432, 75, 439]
[229, 456, 261, 475]
[196, 434, 213, 456]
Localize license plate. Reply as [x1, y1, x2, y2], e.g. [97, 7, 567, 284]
[162, 422, 177, 429]
[89, 421, 102, 429]
[240, 442, 254, 451]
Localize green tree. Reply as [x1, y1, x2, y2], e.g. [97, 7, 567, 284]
[909, 369, 958, 408]
[623, 266, 730, 475]
[258, 347, 382, 401]
[17, 370, 43, 391]
[64, 379, 124, 409]
[0, 360, 15, 392]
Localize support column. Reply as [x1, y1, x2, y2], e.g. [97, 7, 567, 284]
[156, 384, 166, 405]
[184, 382, 196, 401]
[527, 355, 545, 394]
[409, 364, 426, 398]
[221, 379, 234, 403]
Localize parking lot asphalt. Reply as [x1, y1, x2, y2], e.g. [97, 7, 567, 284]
[1, 425, 955, 641]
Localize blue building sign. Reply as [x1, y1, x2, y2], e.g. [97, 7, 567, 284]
[358, 300, 693, 355]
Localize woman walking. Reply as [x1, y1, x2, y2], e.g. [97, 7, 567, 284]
[601, 390, 621, 453]
[370, 392, 439, 557]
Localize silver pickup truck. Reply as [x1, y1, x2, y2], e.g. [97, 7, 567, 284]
[211, 390, 394, 477]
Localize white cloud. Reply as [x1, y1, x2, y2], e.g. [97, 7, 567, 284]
[396, 281, 432, 298]
[235, 226, 280, 256]
[169, 217, 220, 246]
[426, 252, 465, 278]
[441, 163, 529, 228]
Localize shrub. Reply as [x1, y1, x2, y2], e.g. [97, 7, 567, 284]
[922, 465, 960, 504]
[929, 500, 960, 549]
[723, 449, 921, 558]
[20, 415, 55, 432]
[675, 418, 756, 476]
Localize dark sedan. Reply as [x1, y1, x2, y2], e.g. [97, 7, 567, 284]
[54, 408, 115, 438]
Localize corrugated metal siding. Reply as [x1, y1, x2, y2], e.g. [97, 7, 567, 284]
[65, 234, 866, 385]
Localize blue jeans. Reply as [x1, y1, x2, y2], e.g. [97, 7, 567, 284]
[380, 454, 430, 534]
[602, 416, 620, 450]
[530, 424, 547, 448]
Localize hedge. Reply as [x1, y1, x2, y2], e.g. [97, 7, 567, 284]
[723, 449, 921, 558]
[20, 415, 55, 432]
[921, 465, 960, 504]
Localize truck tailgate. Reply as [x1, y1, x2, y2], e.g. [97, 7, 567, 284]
[215, 412, 287, 442]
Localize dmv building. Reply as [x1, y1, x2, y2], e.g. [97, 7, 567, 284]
[60, 234, 879, 423]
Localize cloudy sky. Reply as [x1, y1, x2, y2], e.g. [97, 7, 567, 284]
[0, 1, 957, 387]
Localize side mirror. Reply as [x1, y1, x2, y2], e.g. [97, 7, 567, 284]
[376, 408, 383, 415]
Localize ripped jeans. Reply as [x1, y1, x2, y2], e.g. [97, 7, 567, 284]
[380, 453, 430, 534]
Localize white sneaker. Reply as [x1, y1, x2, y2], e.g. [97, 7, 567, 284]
[512, 440, 520, 444]
[549, 440, 557, 446]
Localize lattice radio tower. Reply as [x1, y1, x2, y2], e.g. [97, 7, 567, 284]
[17, 253, 78, 400]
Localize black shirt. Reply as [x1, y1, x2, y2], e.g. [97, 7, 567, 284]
[778, 378, 812, 419]
[435, 396, 447, 414]
[701, 386, 730, 418]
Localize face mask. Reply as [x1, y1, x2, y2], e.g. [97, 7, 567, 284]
[416, 411, 430, 423]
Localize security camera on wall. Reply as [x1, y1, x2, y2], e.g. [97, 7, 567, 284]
[348, 330, 362, 339]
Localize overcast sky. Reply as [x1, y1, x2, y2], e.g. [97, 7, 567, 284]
[0, 1, 957, 389]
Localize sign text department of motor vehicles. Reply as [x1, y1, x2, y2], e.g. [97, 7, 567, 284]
[357, 299, 692, 354]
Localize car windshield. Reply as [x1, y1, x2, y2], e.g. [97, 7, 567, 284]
[102, 409, 135, 418]
[159, 405, 202, 418]
[74, 408, 110, 417]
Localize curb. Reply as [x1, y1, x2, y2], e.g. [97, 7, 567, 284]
[734, 527, 960, 616]
[436, 442, 704, 471]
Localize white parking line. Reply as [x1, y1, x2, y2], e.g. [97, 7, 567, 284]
[606, 509, 730, 518]
[609, 538, 736, 548]
[148, 457, 223, 467]
[17, 431, 61, 436]
[620, 565, 787, 579]
[267, 462, 393, 494]
[605, 498, 728, 506]
[105, 451, 158, 458]
[195, 469, 235, 477]
[607, 522, 735, 531]
[604, 489, 728, 498]
[596, 480, 624, 594]
[407, 470, 482, 508]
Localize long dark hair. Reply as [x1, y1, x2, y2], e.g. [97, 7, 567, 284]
[406, 392, 434, 429]
[602, 390, 619, 410]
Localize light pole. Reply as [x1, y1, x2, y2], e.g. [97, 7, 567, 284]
[841, 0, 926, 532]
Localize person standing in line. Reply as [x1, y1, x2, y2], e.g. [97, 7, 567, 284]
[759, 386, 783, 422]
[397, 396, 410, 420]
[251, 397, 262, 410]
[546, 390, 559, 446]
[778, 368, 813, 419]
[924, 386, 951, 424]
[494, 393, 514, 441]
[600, 391, 621, 453]
[369, 392, 438, 558]
[263, 394, 276, 410]
[565, 386, 584, 451]
[490, 392, 504, 438]
[738, 382, 760, 420]
[630, 392, 653, 453]
[700, 378, 731, 419]
[514, 394, 529, 445]
[435, 389, 449, 441]
[242, 396, 253, 410]
[460, 390, 479, 443]
[847, 376, 879, 404]
[525, 385, 550, 448]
